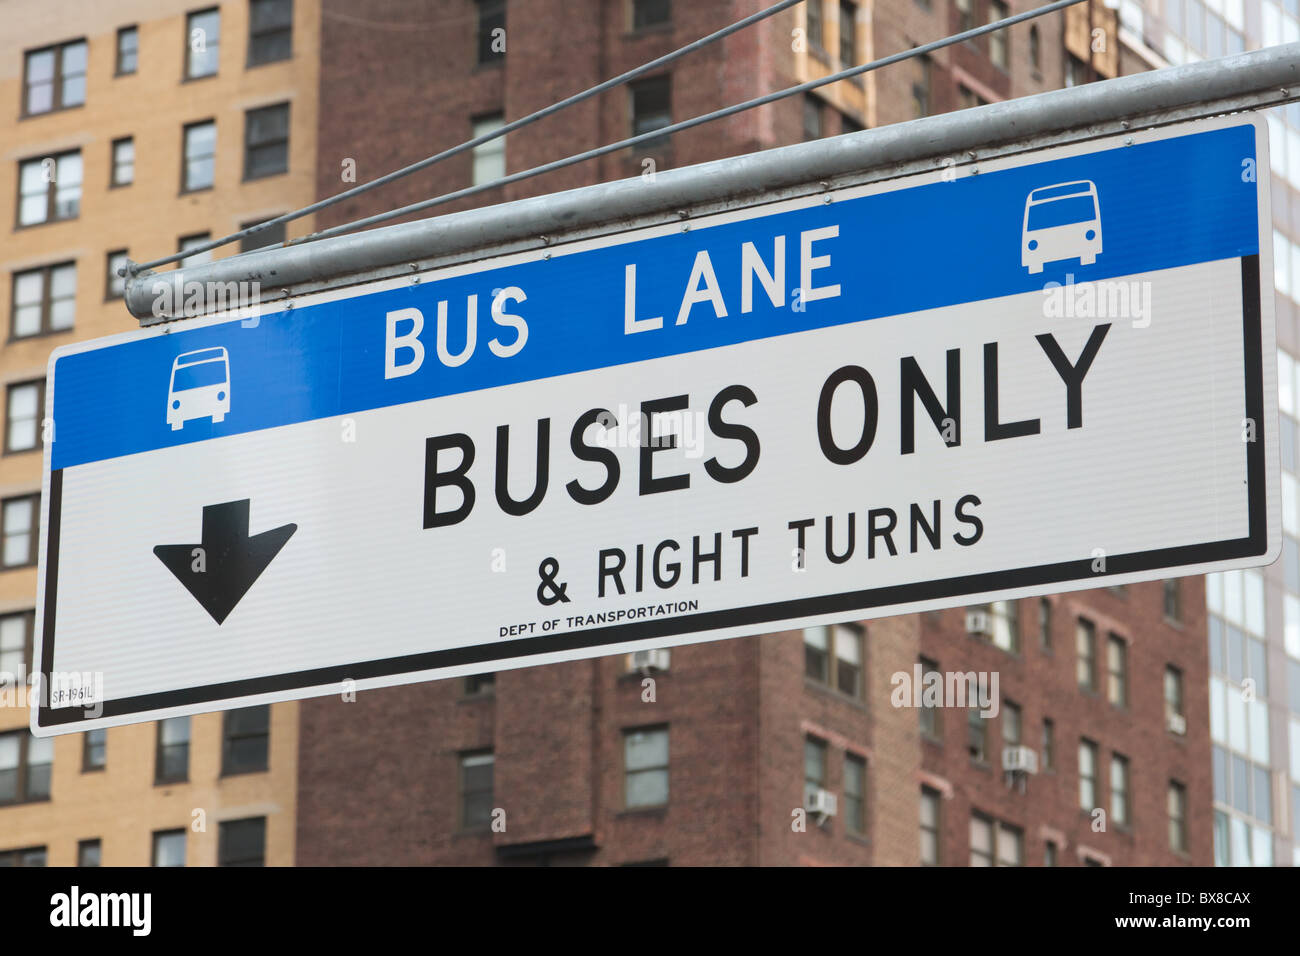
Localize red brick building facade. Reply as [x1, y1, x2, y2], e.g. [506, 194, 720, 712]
[295, 0, 1207, 866]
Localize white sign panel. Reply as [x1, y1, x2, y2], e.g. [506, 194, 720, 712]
[32, 114, 1278, 733]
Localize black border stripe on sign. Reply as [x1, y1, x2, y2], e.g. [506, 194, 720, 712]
[37, 255, 1270, 726]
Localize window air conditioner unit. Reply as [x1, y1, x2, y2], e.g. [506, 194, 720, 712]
[629, 648, 670, 673]
[1166, 712, 1186, 736]
[804, 786, 838, 818]
[1002, 745, 1039, 774]
[965, 609, 992, 638]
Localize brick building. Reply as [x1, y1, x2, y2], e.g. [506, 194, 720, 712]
[293, 0, 1211, 866]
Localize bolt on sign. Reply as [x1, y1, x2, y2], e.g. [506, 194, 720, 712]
[32, 113, 1278, 734]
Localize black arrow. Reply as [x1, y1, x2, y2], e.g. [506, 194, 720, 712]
[154, 499, 296, 625]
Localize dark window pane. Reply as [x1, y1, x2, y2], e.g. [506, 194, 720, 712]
[249, 0, 293, 65]
[244, 105, 290, 179]
[241, 219, 286, 253]
[630, 76, 671, 144]
[633, 0, 671, 28]
[477, 0, 505, 63]
[219, 818, 266, 866]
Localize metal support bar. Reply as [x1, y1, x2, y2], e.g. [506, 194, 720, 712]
[126, 43, 1300, 324]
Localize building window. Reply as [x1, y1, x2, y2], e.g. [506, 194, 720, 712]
[1079, 738, 1098, 811]
[997, 822, 1024, 865]
[839, 1, 857, 65]
[1029, 24, 1041, 70]
[0, 611, 33, 680]
[956, 0, 974, 32]
[1065, 53, 1088, 88]
[969, 813, 993, 865]
[1169, 781, 1188, 852]
[116, 26, 138, 75]
[963, 85, 991, 111]
[1038, 598, 1051, 649]
[803, 94, 824, 140]
[1106, 634, 1128, 707]
[222, 705, 270, 775]
[186, 8, 221, 79]
[471, 113, 506, 186]
[6, 381, 44, 454]
[1, 495, 39, 569]
[155, 716, 190, 784]
[1076, 617, 1097, 691]
[244, 103, 290, 179]
[0, 731, 52, 804]
[1002, 700, 1021, 747]
[239, 218, 286, 253]
[803, 623, 864, 697]
[106, 250, 129, 299]
[834, 625, 863, 697]
[152, 829, 186, 867]
[630, 75, 672, 146]
[804, 735, 827, 797]
[111, 137, 134, 187]
[23, 39, 87, 115]
[632, 0, 671, 30]
[920, 786, 941, 864]
[1111, 753, 1130, 826]
[459, 751, 494, 829]
[1042, 718, 1055, 771]
[182, 120, 216, 191]
[1044, 840, 1058, 865]
[476, 0, 506, 64]
[1164, 666, 1185, 731]
[844, 753, 866, 835]
[77, 839, 101, 867]
[625, 727, 669, 808]
[841, 113, 863, 134]
[12, 261, 76, 337]
[178, 233, 212, 268]
[989, 1, 1009, 68]
[18, 151, 82, 226]
[219, 817, 266, 866]
[806, 0, 825, 48]
[804, 626, 829, 682]
[0, 846, 46, 867]
[82, 729, 106, 772]
[248, 0, 293, 66]
[464, 673, 496, 696]
[919, 657, 941, 738]
[912, 54, 931, 118]
[1163, 579, 1182, 621]
[971, 600, 1018, 652]
[967, 708, 988, 762]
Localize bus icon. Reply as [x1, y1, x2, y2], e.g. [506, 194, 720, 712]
[1021, 180, 1102, 274]
[167, 347, 230, 431]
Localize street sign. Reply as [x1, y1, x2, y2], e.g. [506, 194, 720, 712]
[32, 113, 1278, 734]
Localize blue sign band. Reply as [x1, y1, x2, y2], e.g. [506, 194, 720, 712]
[52, 123, 1260, 471]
